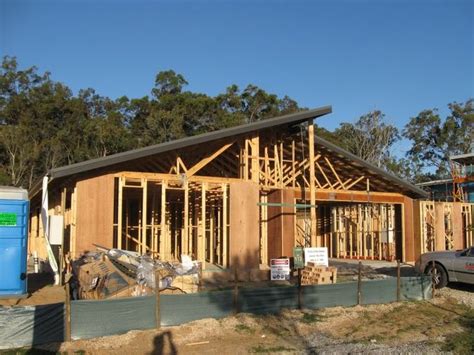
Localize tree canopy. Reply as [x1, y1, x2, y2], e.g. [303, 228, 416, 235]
[0, 56, 472, 188]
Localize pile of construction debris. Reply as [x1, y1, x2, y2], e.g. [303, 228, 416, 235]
[70, 247, 201, 300]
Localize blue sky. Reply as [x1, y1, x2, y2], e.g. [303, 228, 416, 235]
[1, 0, 472, 155]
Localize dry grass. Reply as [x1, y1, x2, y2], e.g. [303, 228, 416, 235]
[322, 297, 472, 347]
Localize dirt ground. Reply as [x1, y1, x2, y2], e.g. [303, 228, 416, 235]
[0, 273, 65, 306]
[18, 283, 472, 355]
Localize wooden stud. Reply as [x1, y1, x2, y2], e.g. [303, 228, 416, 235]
[151, 184, 157, 256]
[183, 182, 189, 255]
[161, 181, 167, 259]
[117, 177, 123, 250]
[222, 183, 228, 268]
[142, 178, 148, 254]
[201, 182, 207, 265]
[210, 204, 214, 264]
[250, 137, 260, 183]
[308, 121, 317, 247]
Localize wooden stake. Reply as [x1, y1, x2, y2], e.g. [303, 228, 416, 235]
[357, 261, 362, 305]
[298, 268, 302, 309]
[397, 259, 401, 302]
[155, 270, 161, 328]
[65, 282, 71, 341]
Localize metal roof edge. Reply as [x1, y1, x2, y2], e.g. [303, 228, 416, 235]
[48, 106, 332, 180]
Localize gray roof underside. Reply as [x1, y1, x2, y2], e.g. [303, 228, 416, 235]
[33, 105, 427, 199]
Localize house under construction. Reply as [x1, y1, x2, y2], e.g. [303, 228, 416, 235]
[27, 106, 473, 272]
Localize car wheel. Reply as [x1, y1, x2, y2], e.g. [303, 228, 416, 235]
[427, 263, 448, 289]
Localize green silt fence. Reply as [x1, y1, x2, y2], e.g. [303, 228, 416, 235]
[0, 276, 432, 347]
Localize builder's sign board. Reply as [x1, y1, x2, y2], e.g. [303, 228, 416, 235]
[293, 247, 305, 269]
[270, 258, 290, 280]
[304, 247, 328, 267]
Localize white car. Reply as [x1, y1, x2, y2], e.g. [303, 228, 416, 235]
[415, 246, 474, 289]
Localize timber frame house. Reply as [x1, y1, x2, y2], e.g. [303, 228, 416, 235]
[29, 106, 448, 271]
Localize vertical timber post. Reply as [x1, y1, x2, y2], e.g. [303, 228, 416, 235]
[184, 181, 189, 255]
[142, 178, 148, 254]
[155, 270, 161, 328]
[397, 259, 401, 302]
[308, 120, 317, 247]
[117, 176, 123, 250]
[222, 183, 228, 268]
[65, 282, 71, 341]
[160, 181, 167, 259]
[357, 261, 362, 305]
[201, 182, 207, 267]
[298, 268, 302, 309]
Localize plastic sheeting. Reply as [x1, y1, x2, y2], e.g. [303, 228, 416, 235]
[362, 279, 398, 305]
[0, 276, 432, 348]
[238, 286, 299, 314]
[400, 276, 432, 301]
[71, 295, 156, 340]
[0, 303, 64, 349]
[161, 289, 233, 326]
[302, 282, 358, 309]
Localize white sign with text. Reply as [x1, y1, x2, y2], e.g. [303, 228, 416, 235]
[304, 247, 328, 267]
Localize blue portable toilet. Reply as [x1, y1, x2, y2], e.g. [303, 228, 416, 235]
[0, 186, 29, 298]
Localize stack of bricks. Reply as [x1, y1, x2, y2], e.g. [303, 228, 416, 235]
[301, 262, 337, 285]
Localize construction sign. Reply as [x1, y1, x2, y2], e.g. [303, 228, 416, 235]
[304, 247, 328, 267]
[270, 258, 290, 281]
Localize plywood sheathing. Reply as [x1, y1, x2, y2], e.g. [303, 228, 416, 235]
[75, 174, 115, 256]
[266, 189, 296, 263]
[229, 181, 260, 269]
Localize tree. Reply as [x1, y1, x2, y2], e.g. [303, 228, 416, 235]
[403, 109, 443, 177]
[152, 70, 188, 98]
[334, 110, 400, 169]
[403, 99, 473, 179]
